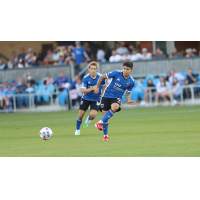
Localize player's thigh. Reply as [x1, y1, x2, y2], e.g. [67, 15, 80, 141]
[111, 98, 121, 112]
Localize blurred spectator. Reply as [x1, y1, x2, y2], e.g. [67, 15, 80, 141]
[11, 79, 17, 91]
[37, 50, 45, 62]
[141, 48, 152, 60]
[109, 50, 122, 62]
[162, 78, 181, 106]
[105, 46, 113, 61]
[26, 72, 36, 87]
[28, 52, 39, 66]
[17, 48, 25, 68]
[185, 48, 196, 58]
[169, 69, 185, 85]
[97, 45, 106, 62]
[25, 82, 34, 93]
[25, 48, 33, 66]
[140, 79, 156, 107]
[75, 78, 82, 105]
[169, 48, 182, 58]
[70, 75, 80, 89]
[55, 55, 65, 65]
[121, 49, 131, 61]
[56, 72, 68, 91]
[2, 79, 8, 92]
[44, 50, 53, 62]
[52, 48, 61, 62]
[179, 50, 185, 57]
[70, 85, 78, 109]
[7, 51, 18, 69]
[116, 42, 128, 55]
[83, 42, 93, 62]
[0, 84, 5, 109]
[0, 58, 6, 70]
[4, 84, 14, 112]
[130, 49, 142, 61]
[165, 72, 170, 82]
[72, 41, 89, 63]
[184, 68, 198, 98]
[64, 49, 74, 65]
[153, 48, 166, 59]
[154, 76, 170, 106]
[42, 72, 54, 86]
[16, 77, 27, 93]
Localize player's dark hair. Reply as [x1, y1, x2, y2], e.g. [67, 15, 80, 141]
[123, 61, 133, 69]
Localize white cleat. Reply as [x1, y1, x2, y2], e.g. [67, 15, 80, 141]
[83, 117, 91, 128]
[75, 130, 80, 135]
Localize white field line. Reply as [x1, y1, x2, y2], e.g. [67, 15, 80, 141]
[0, 109, 200, 125]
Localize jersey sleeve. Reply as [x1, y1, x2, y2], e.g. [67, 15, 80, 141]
[81, 77, 87, 89]
[106, 70, 118, 79]
[127, 82, 135, 92]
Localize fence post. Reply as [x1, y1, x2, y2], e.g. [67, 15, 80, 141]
[13, 95, 16, 113]
[190, 85, 194, 105]
[149, 87, 152, 106]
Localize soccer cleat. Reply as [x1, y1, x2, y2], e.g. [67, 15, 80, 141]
[83, 118, 91, 128]
[103, 135, 108, 141]
[75, 130, 80, 135]
[95, 122, 103, 131]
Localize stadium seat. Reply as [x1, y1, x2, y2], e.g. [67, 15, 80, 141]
[42, 84, 55, 102]
[159, 73, 167, 78]
[153, 78, 159, 86]
[181, 72, 187, 78]
[36, 85, 46, 102]
[58, 89, 68, 105]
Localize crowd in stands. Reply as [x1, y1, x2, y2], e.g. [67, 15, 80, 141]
[0, 72, 83, 113]
[1, 42, 200, 70]
[138, 68, 200, 107]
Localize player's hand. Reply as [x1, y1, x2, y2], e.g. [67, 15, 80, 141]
[93, 86, 99, 94]
[127, 100, 136, 105]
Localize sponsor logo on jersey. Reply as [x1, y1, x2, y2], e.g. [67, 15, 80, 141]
[126, 82, 130, 87]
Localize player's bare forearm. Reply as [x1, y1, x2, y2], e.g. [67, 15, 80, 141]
[125, 91, 131, 102]
[97, 74, 107, 88]
[101, 85, 107, 97]
[81, 87, 95, 94]
[125, 91, 136, 105]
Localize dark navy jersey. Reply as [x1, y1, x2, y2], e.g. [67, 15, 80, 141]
[104, 70, 135, 99]
[81, 73, 106, 101]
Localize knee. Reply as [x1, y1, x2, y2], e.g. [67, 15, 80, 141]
[111, 104, 119, 112]
[78, 113, 84, 119]
[90, 114, 96, 119]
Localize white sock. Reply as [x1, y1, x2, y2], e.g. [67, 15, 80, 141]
[99, 120, 103, 123]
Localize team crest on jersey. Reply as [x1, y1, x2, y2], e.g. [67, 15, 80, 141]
[80, 101, 83, 105]
[126, 82, 130, 87]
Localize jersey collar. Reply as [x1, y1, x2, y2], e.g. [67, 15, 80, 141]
[89, 73, 97, 79]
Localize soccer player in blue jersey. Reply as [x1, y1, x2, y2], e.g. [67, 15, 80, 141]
[75, 61, 107, 135]
[94, 61, 136, 141]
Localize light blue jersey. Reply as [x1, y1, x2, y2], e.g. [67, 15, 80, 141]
[104, 70, 135, 99]
[81, 73, 106, 101]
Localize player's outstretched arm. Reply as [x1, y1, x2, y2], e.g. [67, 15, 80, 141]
[81, 85, 96, 94]
[125, 91, 136, 105]
[94, 74, 107, 94]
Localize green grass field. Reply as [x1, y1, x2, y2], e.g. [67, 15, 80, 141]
[0, 105, 199, 157]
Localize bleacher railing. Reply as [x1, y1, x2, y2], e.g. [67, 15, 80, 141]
[99, 57, 200, 78]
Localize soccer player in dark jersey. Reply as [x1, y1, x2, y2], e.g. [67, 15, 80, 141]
[94, 61, 136, 141]
[75, 61, 106, 135]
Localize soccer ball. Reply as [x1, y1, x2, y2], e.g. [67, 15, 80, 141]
[39, 127, 53, 140]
